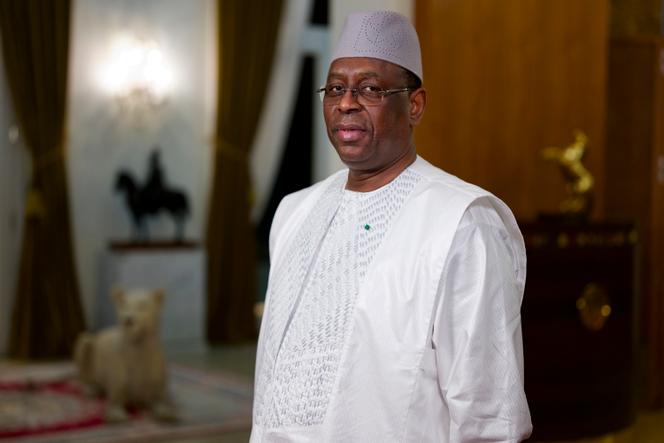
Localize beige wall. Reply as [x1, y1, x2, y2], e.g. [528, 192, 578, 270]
[67, 0, 217, 326]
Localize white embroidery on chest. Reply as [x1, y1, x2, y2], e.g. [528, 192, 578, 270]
[256, 169, 421, 428]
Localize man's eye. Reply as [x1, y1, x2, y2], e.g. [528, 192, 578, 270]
[327, 85, 345, 94]
[361, 85, 381, 92]
[360, 85, 383, 97]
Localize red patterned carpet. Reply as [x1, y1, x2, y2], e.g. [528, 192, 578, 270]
[0, 361, 253, 442]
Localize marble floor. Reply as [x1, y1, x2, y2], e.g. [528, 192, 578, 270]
[166, 343, 256, 443]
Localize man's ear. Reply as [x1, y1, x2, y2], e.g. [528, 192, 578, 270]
[409, 88, 426, 126]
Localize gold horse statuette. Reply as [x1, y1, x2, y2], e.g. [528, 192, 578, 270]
[541, 131, 594, 217]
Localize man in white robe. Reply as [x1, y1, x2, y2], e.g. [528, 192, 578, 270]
[251, 10, 532, 442]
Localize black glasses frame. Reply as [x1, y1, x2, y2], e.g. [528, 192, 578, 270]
[316, 85, 416, 105]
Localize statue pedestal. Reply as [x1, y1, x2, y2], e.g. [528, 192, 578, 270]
[99, 241, 206, 352]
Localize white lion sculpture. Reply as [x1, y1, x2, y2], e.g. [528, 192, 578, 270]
[74, 288, 176, 422]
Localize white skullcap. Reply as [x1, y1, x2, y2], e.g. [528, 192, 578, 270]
[331, 10, 423, 82]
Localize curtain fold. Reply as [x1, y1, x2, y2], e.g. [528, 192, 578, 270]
[206, 0, 283, 342]
[0, 0, 85, 359]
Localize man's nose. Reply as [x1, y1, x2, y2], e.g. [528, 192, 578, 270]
[337, 88, 361, 112]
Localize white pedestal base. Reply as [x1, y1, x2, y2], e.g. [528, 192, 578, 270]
[99, 245, 206, 351]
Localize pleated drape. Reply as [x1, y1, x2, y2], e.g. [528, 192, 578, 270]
[0, 0, 85, 359]
[206, 0, 283, 342]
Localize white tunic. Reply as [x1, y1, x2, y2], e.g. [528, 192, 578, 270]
[252, 156, 532, 442]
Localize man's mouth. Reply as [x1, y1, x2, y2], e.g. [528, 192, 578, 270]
[334, 124, 366, 142]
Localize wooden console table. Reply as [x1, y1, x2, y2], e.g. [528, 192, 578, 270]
[520, 221, 637, 441]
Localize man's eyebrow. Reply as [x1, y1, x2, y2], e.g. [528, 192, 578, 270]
[327, 71, 381, 81]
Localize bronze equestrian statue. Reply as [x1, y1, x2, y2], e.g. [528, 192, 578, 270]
[115, 149, 189, 241]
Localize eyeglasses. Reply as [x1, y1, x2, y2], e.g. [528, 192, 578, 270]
[316, 84, 415, 106]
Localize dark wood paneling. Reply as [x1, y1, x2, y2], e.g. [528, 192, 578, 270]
[652, 39, 664, 408]
[606, 36, 664, 407]
[415, 0, 609, 220]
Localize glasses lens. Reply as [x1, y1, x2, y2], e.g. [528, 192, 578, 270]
[318, 85, 392, 105]
[358, 86, 383, 103]
[326, 86, 345, 98]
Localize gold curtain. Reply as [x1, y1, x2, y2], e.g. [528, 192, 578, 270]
[0, 0, 85, 359]
[206, 0, 283, 342]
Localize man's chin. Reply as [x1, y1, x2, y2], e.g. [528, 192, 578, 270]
[335, 145, 370, 164]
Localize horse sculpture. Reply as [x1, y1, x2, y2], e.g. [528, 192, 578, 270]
[114, 150, 189, 241]
[541, 131, 594, 218]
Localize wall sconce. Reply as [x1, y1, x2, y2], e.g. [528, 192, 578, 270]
[98, 34, 174, 119]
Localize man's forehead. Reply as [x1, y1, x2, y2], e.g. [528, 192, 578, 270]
[327, 57, 401, 79]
